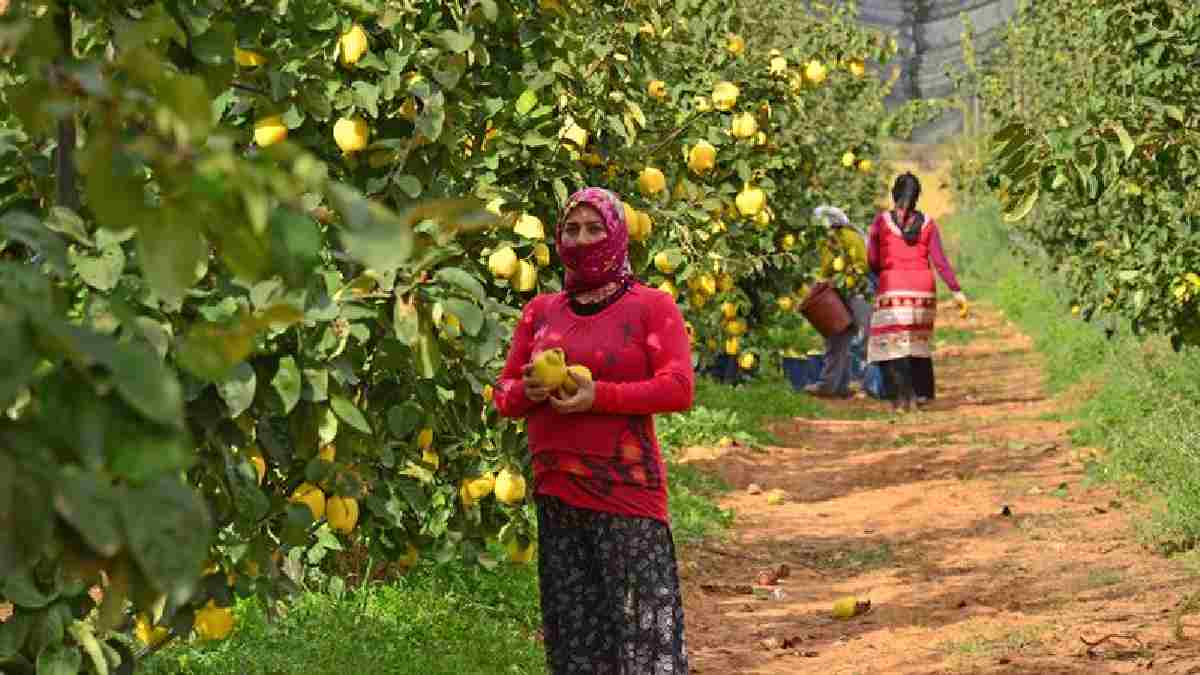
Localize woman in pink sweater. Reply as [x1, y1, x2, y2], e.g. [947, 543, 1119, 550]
[494, 186, 694, 673]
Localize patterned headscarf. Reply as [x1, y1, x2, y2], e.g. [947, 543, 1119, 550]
[555, 187, 634, 294]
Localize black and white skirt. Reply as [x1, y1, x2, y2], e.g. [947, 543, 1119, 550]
[536, 495, 689, 674]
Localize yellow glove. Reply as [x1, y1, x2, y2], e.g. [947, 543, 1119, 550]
[954, 291, 969, 318]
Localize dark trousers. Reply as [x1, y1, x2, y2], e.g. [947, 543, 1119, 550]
[881, 357, 935, 401]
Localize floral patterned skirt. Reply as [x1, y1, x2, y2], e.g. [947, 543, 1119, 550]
[536, 495, 689, 675]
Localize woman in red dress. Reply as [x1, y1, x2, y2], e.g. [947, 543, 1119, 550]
[867, 173, 968, 412]
[494, 186, 694, 673]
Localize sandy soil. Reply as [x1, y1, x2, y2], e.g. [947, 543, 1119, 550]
[676, 304, 1200, 674]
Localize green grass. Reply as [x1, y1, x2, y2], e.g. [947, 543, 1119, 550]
[146, 393, 742, 675]
[947, 203, 1200, 553]
[144, 561, 545, 675]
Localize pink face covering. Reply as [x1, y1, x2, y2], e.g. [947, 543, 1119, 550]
[555, 187, 634, 294]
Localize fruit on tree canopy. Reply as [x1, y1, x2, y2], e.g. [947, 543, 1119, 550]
[468, 472, 496, 500]
[339, 24, 369, 66]
[326, 496, 359, 534]
[235, 48, 267, 68]
[333, 116, 370, 153]
[514, 260, 538, 292]
[654, 251, 677, 274]
[488, 246, 519, 278]
[712, 81, 740, 111]
[291, 483, 326, 521]
[638, 167, 666, 195]
[647, 79, 667, 99]
[495, 468, 527, 505]
[841, 151, 857, 168]
[254, 115, 287, 147]
[727, 34, 745, 56]
[736, 185, 765, 216]
[688, 141, 717, 174]
[731, 112, 758, 139]
[514, 213, 545, 239]
[533, 243, 551, 267]
[739, 352, 756, 370]
[804, 60, 828, 85]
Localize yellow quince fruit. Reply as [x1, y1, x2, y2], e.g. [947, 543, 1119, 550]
[333, 116, 370, 154]
[339, 24, 369, 66]
[253, 115, 288, 147]
[711, 81, 740, 111]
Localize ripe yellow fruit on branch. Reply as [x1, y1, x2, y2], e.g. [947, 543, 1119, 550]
[847, 59, 866, 78]
[326, 496, 359, 534]
[721, 302, 738, 320]
[235, 48, 267, 68]
[724, 319, 747, 336]
[697, 274, 717, 296]
[333, 116, 370, 154]
[135, 614, 169, 647]
[654, 251, 677, 274]
[560, 364, 593, 396]
[833, 257, 846, 272]
[559, 121, 588, 148]
[688, 141, 717, 174]
[735, 185, 766, 216]
[769, 56, 788, 75]
[532, 348, 568, 389]
[638, 167, 666, 195]
[711, 81, 740, 111]
[858, 158, 874, 173]
[726, 34, 745, 56]
[778, 296, 794, 311]
[630, 210, 652, 241]
[421, 448, 439, 470]
[533, 243, 551, 267]
[738, 353, 756, 370]
[507, 538, 536, 564]
[730, 112, 758, 139]
[468, 472, 496, 500]
[254, 115, 287, 147]
[291, 483, 326, 521]
[804, 60, 828, 85]
[780, 234, 796, 251]
[718, 273, 735, 292]
[514, 213, 545, 239]
[647, 80, 667, 99]
[488, 246, 519, 278]
[658, 280, 678, 299]
[247, 446, 266, 486]
[339, 24, 369, 66]
[319, 444, 336, 463]
[495, 468, 527, 505]
[724, 336, 740, 355]
[194, 601, 235, 641]
[841, 151, 857, 168]
[514, 260, 538, 292]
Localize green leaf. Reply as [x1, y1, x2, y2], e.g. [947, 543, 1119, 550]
[1, 211, 67, 275]
[414, 324, 441, 379]
[70, 245, 126, 292]
[416, 91, 446, 142]
[272, 356, 302, 414]
[317, 405, 339, 446]
[225, 452, 269, 523]
[35, 644, 81, 675]
[70, 621, 109, 675]
[82, 137, 150, 235]
[331, 395, 371, 434]
[393, 297, 420, 345]
[0, 455, 54, 576]
[434, 267, 486, 302]
[217, 363, 257, 418]
[1002, 187, 1040, 223]
[1113, 123, 1135, 161]
[480, 0, 499, 21]
[2, 568, 59, 609]
[270, 208, 322, 288]
[138, 219, 207, 308]
[443, 298, 484, 336]
[395, 174, 423, 199]
[434, 29, 475, 53]
[515, 89, 538, 116]
[122, 476, 210, 605]
[0, 610, 32, 660]
[302, 367, 329, 402]
[54, 469, 123, 558]
[387, 401, 423, 439]
[329, 185, 415, 273]
[45, 207, 91, 246]
[352, 81, 381, 117]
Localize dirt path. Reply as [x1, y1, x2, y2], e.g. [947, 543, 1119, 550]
[676, 303, 1200, 674]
